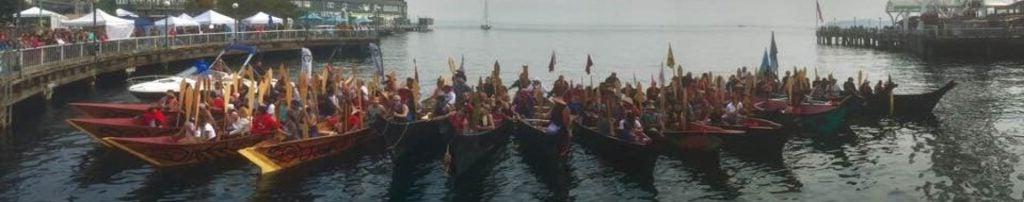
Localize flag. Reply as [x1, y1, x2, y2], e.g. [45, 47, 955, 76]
[769, 32, 779, 75]
[816, 0, 825, 23]
[759, 48, 770, 74]
[585, 54, 594, 75]
[548, 51, 557, 72]
[666, 45, 676, 68]
[459, 54, 465, 72]
[659, 62, 665, 87]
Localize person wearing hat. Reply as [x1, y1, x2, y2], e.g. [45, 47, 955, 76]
[617, 111, 643, 142]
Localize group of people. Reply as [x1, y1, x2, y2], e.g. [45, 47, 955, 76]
[0, 26, 106, 50]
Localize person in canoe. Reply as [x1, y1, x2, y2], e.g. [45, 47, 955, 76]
[227, 106, 251, 136]
[158, 90, 179, 111]
[546, 98, 570, 135]
[138, 106, 168, 128]
[389, 95, 412, 122]
[252, 106, 282, 138]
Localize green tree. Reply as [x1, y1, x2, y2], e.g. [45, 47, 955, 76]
[0, 0, 27, 24]
[98, 0, 118, 14]
[216, 0, 299, 21]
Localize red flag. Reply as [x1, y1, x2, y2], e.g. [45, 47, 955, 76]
[816, 1, 825, 22]
[585, 54, 594, 75]
[548, 51, 557, 72]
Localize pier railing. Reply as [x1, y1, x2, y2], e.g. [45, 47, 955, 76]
[817, 26, 1024, 40]
[0, 29, 376, 78]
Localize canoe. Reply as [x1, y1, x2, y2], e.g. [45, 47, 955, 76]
[755, 99, 852, 136]
[512, 119, 572, 169]
[443, 120, 514, 179]
[238, 128, 376, 175]
[571, 120, 657, 174]
[650, 123, 742, 167]
[713, 118, 789, 156]
[70, 102, 175, 118]
[856, 80, 957, 117]
[104, 133, 273, 167]
[66, 118, 180, 147]
[373, 115, 455, 163]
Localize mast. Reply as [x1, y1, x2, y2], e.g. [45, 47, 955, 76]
[484, 0, 490, 26]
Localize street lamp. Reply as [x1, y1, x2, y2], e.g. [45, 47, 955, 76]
[163, 0, 170, 48]
[232, 2, 239, 42]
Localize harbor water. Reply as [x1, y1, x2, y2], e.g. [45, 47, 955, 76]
[2, 24, 1023, 201]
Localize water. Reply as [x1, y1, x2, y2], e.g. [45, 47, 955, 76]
[3, 25, 1024, 201]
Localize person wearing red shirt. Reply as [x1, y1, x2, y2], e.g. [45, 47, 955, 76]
[251, 107, 280, 136]
[347, 109, 364, 130]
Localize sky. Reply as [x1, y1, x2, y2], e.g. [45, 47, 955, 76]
[407, 0, 893, 27]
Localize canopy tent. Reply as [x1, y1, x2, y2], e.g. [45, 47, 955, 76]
[353, 17, 371, 24]
[154, 16, 200, 27]
[63, 9, 135, 40]
[298, 13, 322, 21]
[323, 16, 348, 24]
[242, 12, 283, 25]
[17, 7, 67, 29]
[115, 8, 138, 17]
[194, 10, 236, 31]
[178, 13, 193, 20]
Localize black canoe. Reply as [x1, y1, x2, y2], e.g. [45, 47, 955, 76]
[571, 121, 657, 174]
[443, 120, 514, 180]
[373, 115, 455, 163]
[713, 118, 789, 157]
[512, 119, 572, 169]
[856, 80, 957, 117]
[650, 123, 743, 167]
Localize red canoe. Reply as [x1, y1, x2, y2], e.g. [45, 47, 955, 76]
[70, 102, 178, 118]
[104, 134, 272, 167]
[66, 118, 181, 147]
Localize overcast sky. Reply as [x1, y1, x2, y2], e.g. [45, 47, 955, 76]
[407, 0, 892, 27]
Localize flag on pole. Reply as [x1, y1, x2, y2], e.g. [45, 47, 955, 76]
[585, 54, 594, 75]
[769, 32, 779, 75]
[459, 54, 465, 72]
[759, 48, 770, 75]
[548, 51, 557, 72]
[666, 45, 676, 68]
[816, 0, 825, 23]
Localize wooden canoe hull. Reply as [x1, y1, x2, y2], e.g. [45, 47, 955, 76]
[756, 100, 851, 136]
[238, 128, 377, 175]
[717, 118, 789, 157]
[650, 123, 741, 166]
[66, 118, 180, 147]
[70, 102, 176, 118]
[373, 115, 455, 164]
[512, 119, 572, 170]
[104, 135, 269, 167]
[444, 120, 514, 179]
[855, 80, 957, 117]
[510, 119, 572, 196]
[571, 121, 656, 174]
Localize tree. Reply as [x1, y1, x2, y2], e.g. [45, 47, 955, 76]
[216, 0, 299, 21]
[0, 0, 27, 24]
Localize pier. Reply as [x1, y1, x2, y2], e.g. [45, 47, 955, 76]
[816, 26, 1024, 58]
[0, 29, 384, 131]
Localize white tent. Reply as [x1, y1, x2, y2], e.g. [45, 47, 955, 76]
[17, 7, 67, 29]
[63, 9, 135, 40]
[242, 12, 283, 25]
[155, 16, 200, 27]
[178, 13, 193, 20]
[115, 8, 138, 17]
[194, 10, 236, 30]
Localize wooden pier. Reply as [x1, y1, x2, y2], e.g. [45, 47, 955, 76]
[0, 29, 387, 132]
[816, 26, 1024, 58]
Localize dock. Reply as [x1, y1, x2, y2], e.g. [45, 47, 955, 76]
[0, 28, 401, 132]
[816, 26, 1024, 57]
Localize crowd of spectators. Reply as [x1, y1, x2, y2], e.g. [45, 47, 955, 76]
[1, 23, 107, 51]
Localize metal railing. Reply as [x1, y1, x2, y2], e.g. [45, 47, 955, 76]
[818, 26, 1024, 39]
[0, 29, 376, 77]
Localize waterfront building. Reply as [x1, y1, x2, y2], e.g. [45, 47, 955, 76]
[290, 0, 409, 24]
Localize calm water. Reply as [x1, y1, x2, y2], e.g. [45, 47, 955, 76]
[3, 25, 1024, 201]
